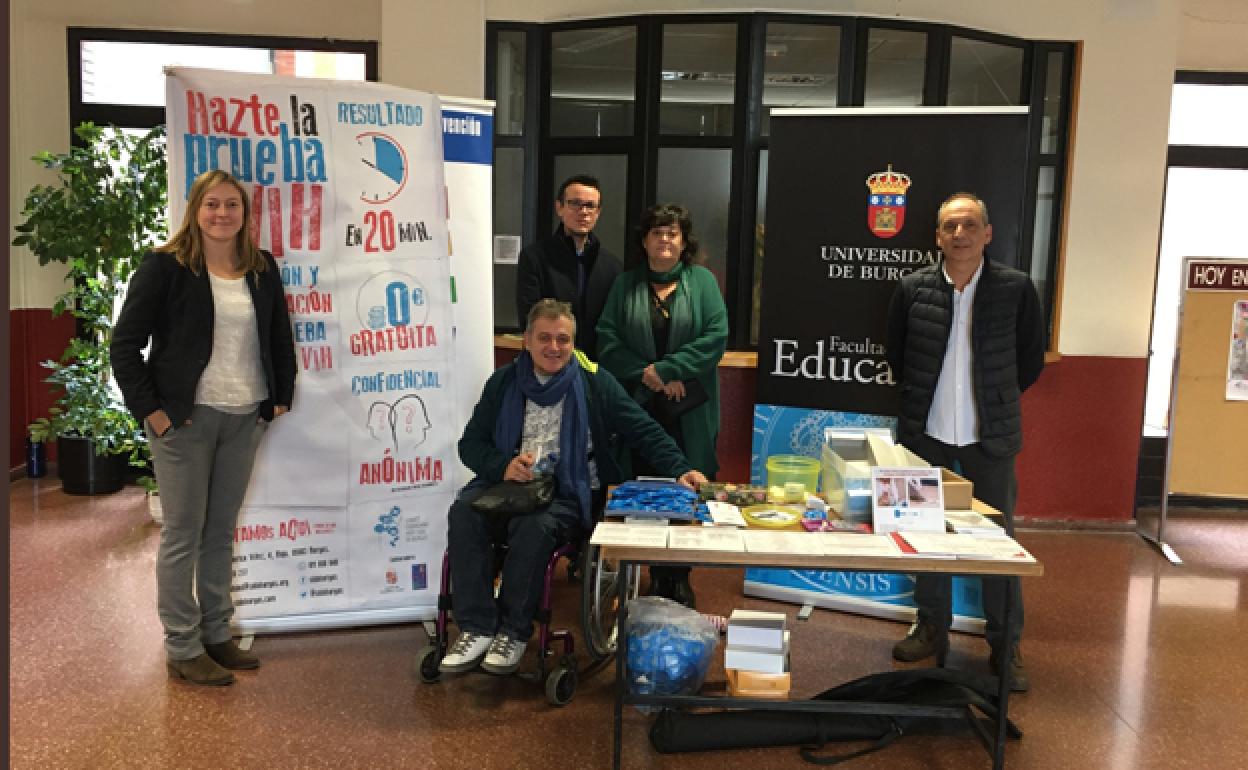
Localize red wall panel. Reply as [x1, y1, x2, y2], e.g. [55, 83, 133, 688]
[10, 309, 76, 469]
[1015, 355, 1147, 523]
[10, 313, 1146, 521]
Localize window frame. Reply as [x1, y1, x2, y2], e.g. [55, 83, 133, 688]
[68, 27, 379, 135]
[486, 13, 1075, 352]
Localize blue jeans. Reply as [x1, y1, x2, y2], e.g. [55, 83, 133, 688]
[903, 434, 1025, 654]
[447, 487, 580, 642]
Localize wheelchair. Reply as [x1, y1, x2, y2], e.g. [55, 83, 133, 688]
[415, 523, 639, 706]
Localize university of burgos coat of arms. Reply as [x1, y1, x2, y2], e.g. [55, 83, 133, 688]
[865, 164, 912, 239]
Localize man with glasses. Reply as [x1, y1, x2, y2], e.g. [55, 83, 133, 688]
[517, 174, 622, 357]
[439, 300, 706, 676]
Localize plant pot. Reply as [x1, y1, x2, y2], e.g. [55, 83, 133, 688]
[57, 436, 129, 495]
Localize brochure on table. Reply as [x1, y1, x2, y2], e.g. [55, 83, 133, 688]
[870, 466, 945, 534]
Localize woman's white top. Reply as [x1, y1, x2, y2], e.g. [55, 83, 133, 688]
[195, 272, 268, 413]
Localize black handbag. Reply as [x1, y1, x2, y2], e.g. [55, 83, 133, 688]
[471, 476, 556, 517]
[647, 378, 708, 423]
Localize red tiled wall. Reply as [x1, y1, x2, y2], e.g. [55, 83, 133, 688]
[10, 309, 77, 468]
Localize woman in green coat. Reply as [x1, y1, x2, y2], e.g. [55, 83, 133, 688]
[596, 203, 729, 607]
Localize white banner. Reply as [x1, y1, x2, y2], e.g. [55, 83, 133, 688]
[165, 68, 476, 631]
[440, 98, 496, 487]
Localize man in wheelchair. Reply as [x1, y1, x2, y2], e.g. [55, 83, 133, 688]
[441, 299, 707, 675]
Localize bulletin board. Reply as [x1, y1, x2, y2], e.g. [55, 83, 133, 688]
[1167, 258, 1248, 498]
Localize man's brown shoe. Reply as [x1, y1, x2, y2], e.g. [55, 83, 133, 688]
[205, 640, 261, 670]
[892, 622, 950, 663]
[167, 654, 235, 686]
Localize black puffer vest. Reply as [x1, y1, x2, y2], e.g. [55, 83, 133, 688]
[889, 259, 1045, 459]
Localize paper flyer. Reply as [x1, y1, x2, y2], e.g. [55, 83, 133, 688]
[1228, 300, 1248, 401]
[870, 466, 945, 533]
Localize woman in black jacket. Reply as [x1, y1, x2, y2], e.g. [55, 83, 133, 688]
[112, 170, 296, 686]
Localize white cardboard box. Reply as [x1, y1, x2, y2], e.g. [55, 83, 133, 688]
[724, 633, 791, 674]
[726, 609, 786, 650]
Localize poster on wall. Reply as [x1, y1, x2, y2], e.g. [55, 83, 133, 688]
[1228, 300, 1248, 401]
[755, 107, 1029, 415]
[165, 67, 462, 631]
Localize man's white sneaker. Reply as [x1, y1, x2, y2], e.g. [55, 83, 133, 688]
[438, 631, 492, 673]
[481, 634, 527, 675]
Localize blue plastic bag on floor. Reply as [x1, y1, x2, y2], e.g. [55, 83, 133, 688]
[626, 597, 719, 711]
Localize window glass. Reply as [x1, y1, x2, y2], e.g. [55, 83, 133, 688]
[660, 23, 737, 136]
[80, 41, 366, 105]
[655, 148, 732, 289]
[761, 23, 840, 136]
[1145, 167, 1248, 435]
[1041, 52, 1065, 154]
[494, 147, 525, 238]
[492, 147, 526, 330]
[1168, 83, 1248, 147]
[863, 28, 926, 106]
[947, 37, 1023, 106]
[1029, 166, 1056, 309]
[495, 31, 527, 136]
[551, 154, 629, 259]
[550, 27, 637, 137]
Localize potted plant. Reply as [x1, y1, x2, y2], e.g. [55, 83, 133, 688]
[13, 123, 167, 495]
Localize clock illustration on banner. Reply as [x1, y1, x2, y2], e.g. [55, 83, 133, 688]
[356, 132, 408, 205]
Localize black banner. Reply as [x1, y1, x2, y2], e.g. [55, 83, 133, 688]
[756, 109, 1030, 415]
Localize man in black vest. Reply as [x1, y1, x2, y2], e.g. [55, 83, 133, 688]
[516, 175, 623, 358]
[885, 192, 1045, 692]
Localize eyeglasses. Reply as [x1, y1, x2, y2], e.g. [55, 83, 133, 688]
[562, 198, 600, 212]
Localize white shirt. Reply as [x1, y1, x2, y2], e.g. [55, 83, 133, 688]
[925, 261, 983, 446]
[195, 273, 267, 413]
[520, 370, 599, 489]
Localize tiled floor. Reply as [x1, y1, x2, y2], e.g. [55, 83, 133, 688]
[10, 478, 1248, 769]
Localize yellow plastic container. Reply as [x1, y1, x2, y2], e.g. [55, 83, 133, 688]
[765, 454, 821, 500]
[742, 504, 803, 529]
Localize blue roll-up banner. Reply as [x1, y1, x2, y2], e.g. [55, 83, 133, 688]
[748, 107, 1031, 633]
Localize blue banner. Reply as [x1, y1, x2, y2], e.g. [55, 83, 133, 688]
[441, 110, 492, 165]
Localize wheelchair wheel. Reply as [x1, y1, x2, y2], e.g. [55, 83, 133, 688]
[415, 644, 442, 683]
[580, 544, 639, 661]
[545, 656, 578, 706]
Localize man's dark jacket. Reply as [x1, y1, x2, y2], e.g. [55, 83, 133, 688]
[459, 356, 692, 488]
[111, 250, 297, 428]
[515, 226, 622, 357]
[886, 258, 1045, 459]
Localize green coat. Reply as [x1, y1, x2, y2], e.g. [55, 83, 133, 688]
[595, 264, 729, 476]
[458, 356, 694, 488]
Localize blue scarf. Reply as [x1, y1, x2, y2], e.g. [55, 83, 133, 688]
[493, 351, 592, 527]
